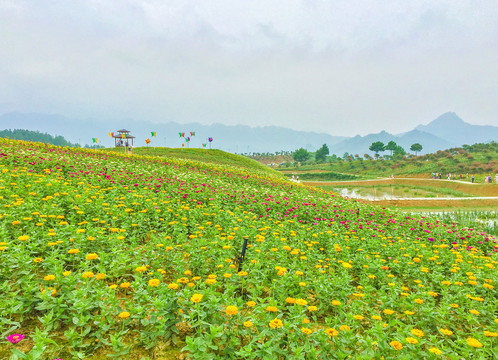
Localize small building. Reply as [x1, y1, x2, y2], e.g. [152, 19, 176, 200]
[113, 129, 135, 147]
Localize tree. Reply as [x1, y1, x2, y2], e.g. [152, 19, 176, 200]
[369, 141, 385, 157]
[410, 143, 423, 155]
[293, 148, 311, 163]
[385, 140, 397, 156]
[393, 145, 406, 157]
[315, 144, 329, 163]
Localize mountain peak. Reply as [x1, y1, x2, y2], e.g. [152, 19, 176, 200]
[429, 112, 465, 126]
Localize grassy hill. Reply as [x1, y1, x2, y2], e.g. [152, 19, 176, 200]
[1, 139, 497, 359]
[277, 141, 498, 181]
[107, 146, 280, 176]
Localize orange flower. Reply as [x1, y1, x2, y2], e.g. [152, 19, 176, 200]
[85, 253, 98, 260]
[148, 279, 160, 287]
[390, 341, 403, 350]
[269, 318, 283, 329]
[325, 328, 338, 337]
[118, 312, 130, 319]
[466, 338, 483, 348]
[225, 305, 238, 316]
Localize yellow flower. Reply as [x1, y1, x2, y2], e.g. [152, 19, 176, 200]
[295, 299, 308, 306]
[82, 271, 94, 278]
[428, 348, 442, 355]
[483, 331, 498, 337]
[450, 303, 459, 308]
[225, 305, 238, 316]
[439, 328, 453, 336]
[339, 325, 350, 331]
[148, 279, 160, 287]
[308, 306, 317, 312]
[372, 315, 382, 320]
[414, 298, 424, 304]
[135, 266, 147, 273]
[470, 309, 479, 315]
[223, 273, 232, 278]
[168, 283, 179, 289]
[325, 328, 338, 337]
[302, 318, 310, 324]
[120, 282, 131, 288]
[411, 329, 424, 337]
[405, 337, 418, 344]
[246, 301, 256, 307]
[404, 311, 415, 315]
[18, 235, 29, 241]
[301, 327, 312, 334]
[63, 271, 71, 276]
[466, 338, 483, 348]
[191, 293, 203, 303]
[243, 321, 253, 328]
[354, 315, 364, 320]
[44, 275, 56, 281]
[33, 257, 43, 263]
[96, 273, 106, 280]
[299, 282, 306, 287]
[118, 311, 130, 319]
[285, 297, 296, 304]
[390, 341, 403, 350]
[383, 309, 394, 315]
[85, 253, 98, 260]
[269, 318, 283, 329]
[331, 300, 341, 306]
[238, 271, 248, 276]
[342, 262, 352, 269]
[68, 249, 80, 254]
[265, 306, 278, 312]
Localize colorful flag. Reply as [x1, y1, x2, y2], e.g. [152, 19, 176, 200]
[186, 137, 190, 142]
[202, 143, 206, 148]
[208, 137, 213, 142]
[108, 132, 114, 137]
[190, 131, 195, 136]
[92, 138, 98, 143]
[151, 132, 156, 137]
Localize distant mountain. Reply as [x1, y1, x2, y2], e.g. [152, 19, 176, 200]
[0, 112, 346, 153]
[329, 112, 497, 155]
[415, 112, 498, 147]
[0, 111, 496, 155]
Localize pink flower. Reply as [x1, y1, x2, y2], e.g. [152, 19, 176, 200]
[7, 334, 25, 343]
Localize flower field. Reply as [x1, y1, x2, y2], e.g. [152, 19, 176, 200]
[1, 139, 497, 359]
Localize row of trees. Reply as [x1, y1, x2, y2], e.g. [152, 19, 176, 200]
[292, 142, 424, 164]
[368, 141, 423, 157]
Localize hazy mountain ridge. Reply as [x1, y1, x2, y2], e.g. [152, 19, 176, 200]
[0, 111, 496, 155]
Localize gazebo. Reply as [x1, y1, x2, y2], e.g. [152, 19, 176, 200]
[113, 129, 135, 147]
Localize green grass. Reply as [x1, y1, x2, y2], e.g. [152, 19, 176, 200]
[106, 147, 281, 176]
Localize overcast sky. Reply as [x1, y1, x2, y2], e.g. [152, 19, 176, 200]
[0, 0, 497, 136]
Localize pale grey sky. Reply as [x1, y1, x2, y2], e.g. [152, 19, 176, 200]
[0, 0, 497, 136]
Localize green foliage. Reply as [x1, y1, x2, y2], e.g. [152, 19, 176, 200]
[293, 148, 311, 163]
[315, 144, 329, 163]
[0, 129, 76, 147]
[385, 140, 397, 156]
[368, 141, 385, 156]
[410, 143, 423, 155]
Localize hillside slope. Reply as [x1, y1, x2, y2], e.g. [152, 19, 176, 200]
[0, 139, 496, 359]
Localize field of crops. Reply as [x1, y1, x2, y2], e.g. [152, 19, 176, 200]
[1, 139, 497, 359]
